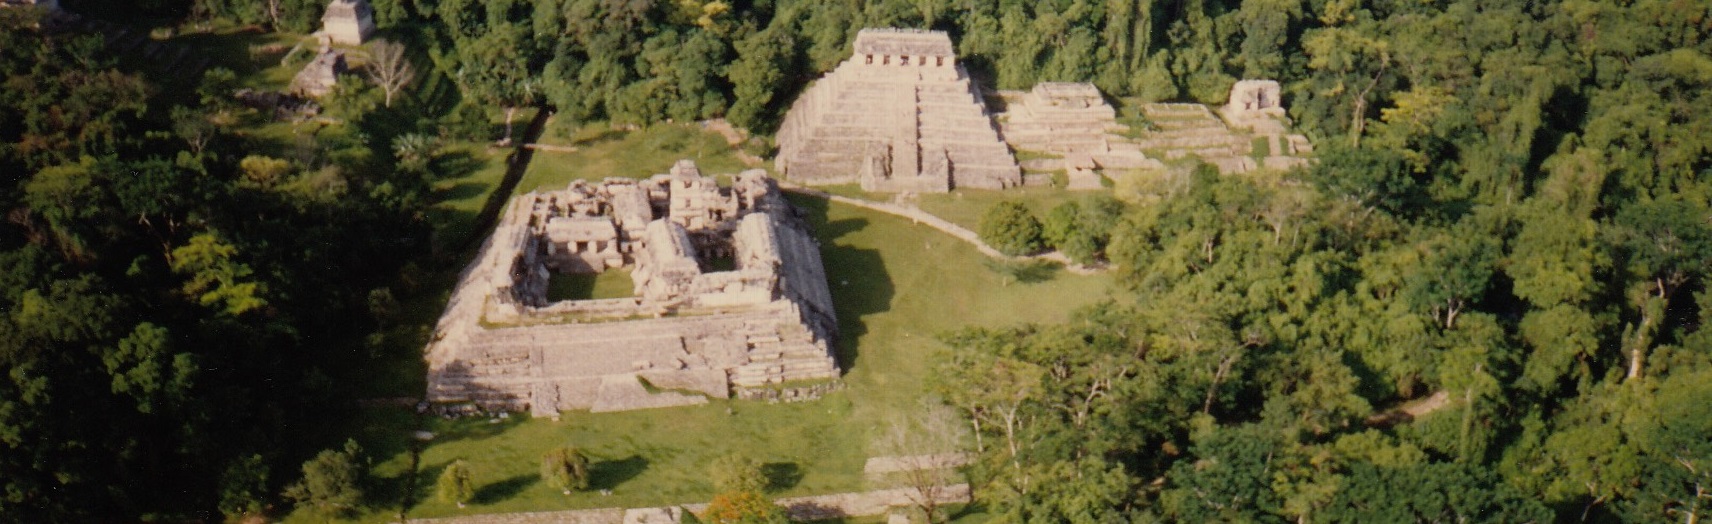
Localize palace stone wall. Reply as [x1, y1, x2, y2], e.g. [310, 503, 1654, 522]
[425, 161, 838, 416]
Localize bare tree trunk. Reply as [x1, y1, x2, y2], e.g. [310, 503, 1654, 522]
[1001, 405, 1021, 472]
[503, 106, 518, 144]
[1628, 294, 1663, 381]
[1349, 58, 1389, 148]
[1202, 355, 1237, 414]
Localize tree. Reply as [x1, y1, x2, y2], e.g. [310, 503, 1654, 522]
[702, 490, 789, 524]
[709, 453, 766, 493]
[324, 74, 378, 123]
[170, 106, 216, 156]
[218, 454, 270, 520]
[365, 39, 415, 108]
[1321, 462, 1553, 523]
[873, 401, 969, 523]
[726, 28, 793, 131]
[540, 446, 591, 494]
[391, 133, 441, 176]
[979, 201, 1045, 256]
[1159, 424, 1286, 522]
[284, 440, 366, 519]
[436, 459, 475, 508]
[169, 232, 268, 316]
[239, 155, 293, 188]
[1607, 198, 1712, 380]
[1402, 225, 1499, 329]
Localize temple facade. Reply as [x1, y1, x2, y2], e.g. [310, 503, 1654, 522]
[775, 28, 1021, 193]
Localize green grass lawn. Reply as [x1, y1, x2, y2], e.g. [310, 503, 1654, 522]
[424, 142, 514, 254]
[306, 191, 1117, 522]
[915, 187, 1095, 232]
[517, 122, 751, 193]
[546, 269, 636, 302]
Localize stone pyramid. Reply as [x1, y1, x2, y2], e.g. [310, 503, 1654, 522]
[775, 28, 1021, 193]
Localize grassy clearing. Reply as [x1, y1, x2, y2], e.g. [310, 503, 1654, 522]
[425, 143, 514, 254]
[546, 269, 637, 302]
[517, 121, 751, 193]
[315, 191, 1116, 522]
[915, 187, 1095, 232]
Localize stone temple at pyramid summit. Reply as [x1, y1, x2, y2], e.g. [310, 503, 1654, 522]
[775, 28, 1021, 193]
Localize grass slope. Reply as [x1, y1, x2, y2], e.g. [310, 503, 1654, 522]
[915, 187, 1088, 233]
[517, 122, 751, 193]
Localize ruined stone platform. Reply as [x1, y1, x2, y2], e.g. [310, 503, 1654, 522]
[999, 82, 1163, 181]
[425, 161, 839, 415]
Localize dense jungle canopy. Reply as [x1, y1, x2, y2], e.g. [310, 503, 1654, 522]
[1, 0, 1710, 521]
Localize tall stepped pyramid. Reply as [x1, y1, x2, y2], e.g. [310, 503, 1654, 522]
[776, 28, 1021, 193]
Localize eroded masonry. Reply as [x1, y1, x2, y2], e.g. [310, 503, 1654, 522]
[425, 161, 839, 415]
[776, 28, 1021, 193]
[998, 82, 1162, 189]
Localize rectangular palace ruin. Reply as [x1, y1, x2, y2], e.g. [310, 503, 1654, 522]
[425, 161, 839, 416]
[775, 28, 1021, 193]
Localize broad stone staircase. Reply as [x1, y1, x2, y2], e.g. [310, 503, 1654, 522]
[778, 60, 1019, 189]
[730, 319, 838, 389]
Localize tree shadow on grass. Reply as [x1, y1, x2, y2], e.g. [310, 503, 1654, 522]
[590, 455, 649, 491]
[433, 150, 485, 181]
[785, 193, 895, 373]
[437, 181, 490, 202]
[980, 258, 1061, 284]
[474, 474, 537, 505]
[762, 462, 802, 492]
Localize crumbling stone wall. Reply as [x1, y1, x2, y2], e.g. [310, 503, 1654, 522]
[426, 161, 839, 416]
[776, 28, 1021, 193]
[998, 82, 1162, 187]
[289, 48, 346, 97]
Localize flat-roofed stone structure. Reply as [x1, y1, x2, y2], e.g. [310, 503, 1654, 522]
[425, 161, 839, 416]
[321, 0, 375, 46]
[776, 28, 1021, 193]
[1226, 79, 1284, 116]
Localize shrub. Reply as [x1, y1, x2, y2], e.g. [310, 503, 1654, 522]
[978, 200, 1044, 256]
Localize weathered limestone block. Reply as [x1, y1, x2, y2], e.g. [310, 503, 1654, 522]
[1000, 82, 1163, 174]
[777, 28, 1020, 192]
[289, 48, 346, 97]
[321, 0, 375, 46]
[1227, 79, 1284, 115]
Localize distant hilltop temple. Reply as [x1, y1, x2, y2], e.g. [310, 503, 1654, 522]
[775, 28, 1021, 193]
[321, 0, 374, 46]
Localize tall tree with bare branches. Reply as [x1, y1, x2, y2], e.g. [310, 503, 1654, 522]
[365, 39, 415, 108]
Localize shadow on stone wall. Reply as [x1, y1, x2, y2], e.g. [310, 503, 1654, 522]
[786, 194, 895, 373]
